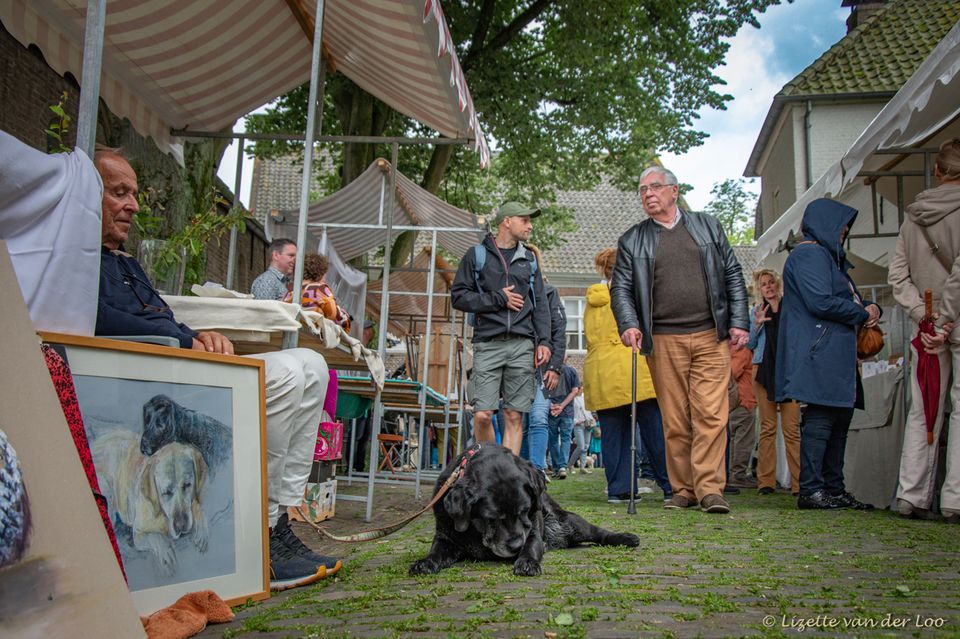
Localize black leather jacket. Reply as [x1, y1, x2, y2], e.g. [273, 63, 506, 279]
[610, 210, 749, 355]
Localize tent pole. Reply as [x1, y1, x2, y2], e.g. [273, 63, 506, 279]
[455, 310, 468, 453]
[415, 230, 439, 499]
[76, 0, 106, 158]
[367, 141, 399, 520]
[441, 311, 457, 466]
[288, 0, 327, 350]
[377, 172, 386, 226]
[226, 135, 245, 290]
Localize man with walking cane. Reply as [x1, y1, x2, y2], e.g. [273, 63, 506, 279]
[611, 167, 749, 514]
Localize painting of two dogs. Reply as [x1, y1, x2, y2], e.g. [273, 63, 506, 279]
[77, 383, 235, 586]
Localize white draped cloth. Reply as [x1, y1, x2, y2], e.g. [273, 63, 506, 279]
[0, 131, 102, 335]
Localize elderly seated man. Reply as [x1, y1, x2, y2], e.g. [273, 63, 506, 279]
[93, 147, 339, 591]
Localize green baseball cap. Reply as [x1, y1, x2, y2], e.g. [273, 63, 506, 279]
[490, 201, 541, 228]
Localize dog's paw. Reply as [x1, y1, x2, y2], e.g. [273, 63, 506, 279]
[193, 515, 209, 553]
[155, 541, 178, 576]
[512, 557, 542, 577]
[408, 558, 441, 575]
[608, 533, 640, 547]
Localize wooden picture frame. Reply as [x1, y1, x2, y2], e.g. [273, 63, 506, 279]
[40, 333, 269, 615]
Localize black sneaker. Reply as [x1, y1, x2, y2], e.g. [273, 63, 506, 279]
[829, 492, 874, 511]
[269, 530, 325, 591]
[274, 513, 341, 572]
[797, 490, 844, 510]
[606, 493, 642, 504]
[722, 485, 741, 495]
[758, 487, 775, 495]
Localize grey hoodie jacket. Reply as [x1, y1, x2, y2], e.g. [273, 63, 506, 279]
[889, 183, 960, 326]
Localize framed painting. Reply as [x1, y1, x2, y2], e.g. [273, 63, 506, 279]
[40, 333, 269, 615]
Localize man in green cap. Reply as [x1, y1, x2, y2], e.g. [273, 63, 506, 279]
[452, 201, 552, 454]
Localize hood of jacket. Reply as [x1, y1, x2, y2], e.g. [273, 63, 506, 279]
[586, 282, 610, 308]
[906, 183, 960, 226]
[801, 198, 858, 266]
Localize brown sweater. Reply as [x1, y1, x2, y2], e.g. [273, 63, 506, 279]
[651, 219, 715, 334]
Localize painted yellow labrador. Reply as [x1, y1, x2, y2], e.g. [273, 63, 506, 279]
[92, 430, 209, 576]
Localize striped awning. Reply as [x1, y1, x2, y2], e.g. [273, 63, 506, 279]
[272, 158, 483, 261]
[0, 0, 489, 166]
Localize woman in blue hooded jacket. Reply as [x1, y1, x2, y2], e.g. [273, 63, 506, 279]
[775, 198, 880, 510]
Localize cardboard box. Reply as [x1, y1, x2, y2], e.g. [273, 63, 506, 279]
[309, 459, 337, 483]
[288, 479, 337, 523]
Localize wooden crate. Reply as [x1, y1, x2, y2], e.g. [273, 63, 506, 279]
[416, 327, 459, 397]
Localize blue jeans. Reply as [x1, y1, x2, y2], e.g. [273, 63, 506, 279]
[548, 413, 574, 471]
[598, 400, 671, 497]
[798, 403, 854, 496]
[521, 387, 550, 471]
[569, 423, 589, 468]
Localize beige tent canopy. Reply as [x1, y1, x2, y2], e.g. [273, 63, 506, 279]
[269, 158, 484, 260]
[1, 0, 490, 165]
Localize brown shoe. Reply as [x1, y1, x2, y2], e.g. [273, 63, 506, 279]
[700, 494, 730, 513]
[728, 475, 758, 488]
[663, 494, 697, 510]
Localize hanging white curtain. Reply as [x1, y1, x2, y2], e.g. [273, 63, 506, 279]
[319, 231, 367, 339]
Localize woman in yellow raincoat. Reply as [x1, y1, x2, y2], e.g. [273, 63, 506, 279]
[583, 248, 671, 502]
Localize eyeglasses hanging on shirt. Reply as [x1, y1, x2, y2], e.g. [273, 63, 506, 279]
[104, 252, 172, 314]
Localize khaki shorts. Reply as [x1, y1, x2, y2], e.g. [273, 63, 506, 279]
[469, 336, 536, 412]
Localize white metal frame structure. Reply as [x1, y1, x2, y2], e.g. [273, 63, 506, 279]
[8, 0, 492, 521]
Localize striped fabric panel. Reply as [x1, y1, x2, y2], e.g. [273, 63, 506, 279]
[2, 0, 489, 167]
[286, 160, 481, 262]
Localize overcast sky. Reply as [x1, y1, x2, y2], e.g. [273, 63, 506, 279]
[218, 0, 849, 212]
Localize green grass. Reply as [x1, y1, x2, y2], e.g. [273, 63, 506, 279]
[204, 472, 960, 639]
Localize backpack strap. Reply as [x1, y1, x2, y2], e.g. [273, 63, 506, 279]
[473, 244, 485, 290]
[528, 254, 538, 308]
[917, 224, 954, 274]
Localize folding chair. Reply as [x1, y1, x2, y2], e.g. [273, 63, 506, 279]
[377, 433, 404, 473]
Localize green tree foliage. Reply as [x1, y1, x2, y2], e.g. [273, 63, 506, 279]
[46, 91, 72, 154]
[246, 0, 783, 257]
[704, 178, 757, 245]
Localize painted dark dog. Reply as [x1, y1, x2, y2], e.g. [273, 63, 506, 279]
[141, 394, 232, 470]
[409, 444, 639, 576]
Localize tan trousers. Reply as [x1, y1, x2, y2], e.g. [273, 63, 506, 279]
[753, 370, 801, 493]
[897, 332, 960, 515]
[647, 330, 730, 501]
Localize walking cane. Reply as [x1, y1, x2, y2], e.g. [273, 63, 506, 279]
[628, 348, 638, 515]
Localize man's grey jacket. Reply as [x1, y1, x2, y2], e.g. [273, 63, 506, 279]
[609, 210, 749, 356]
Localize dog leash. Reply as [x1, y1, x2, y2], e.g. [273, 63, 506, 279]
[298, 444, 481, 543]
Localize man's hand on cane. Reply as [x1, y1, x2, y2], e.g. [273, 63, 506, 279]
[620, 328, 642, 352]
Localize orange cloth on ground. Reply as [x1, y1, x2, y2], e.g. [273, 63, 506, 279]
[730, 346, 757, 411]
[140, 590, 235, 639]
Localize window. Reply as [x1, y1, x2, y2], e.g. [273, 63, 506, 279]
[563, 297, 586, 352]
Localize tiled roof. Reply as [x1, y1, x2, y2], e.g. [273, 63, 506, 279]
[249, 153, 334, 223]
[542, 176, 647, 275]
[782, 0, 960, 97]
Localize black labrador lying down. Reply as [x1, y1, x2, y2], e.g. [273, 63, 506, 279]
[409, 444, 639, 576]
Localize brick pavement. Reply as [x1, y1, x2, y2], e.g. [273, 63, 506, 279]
[194, 471, 960, 638]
